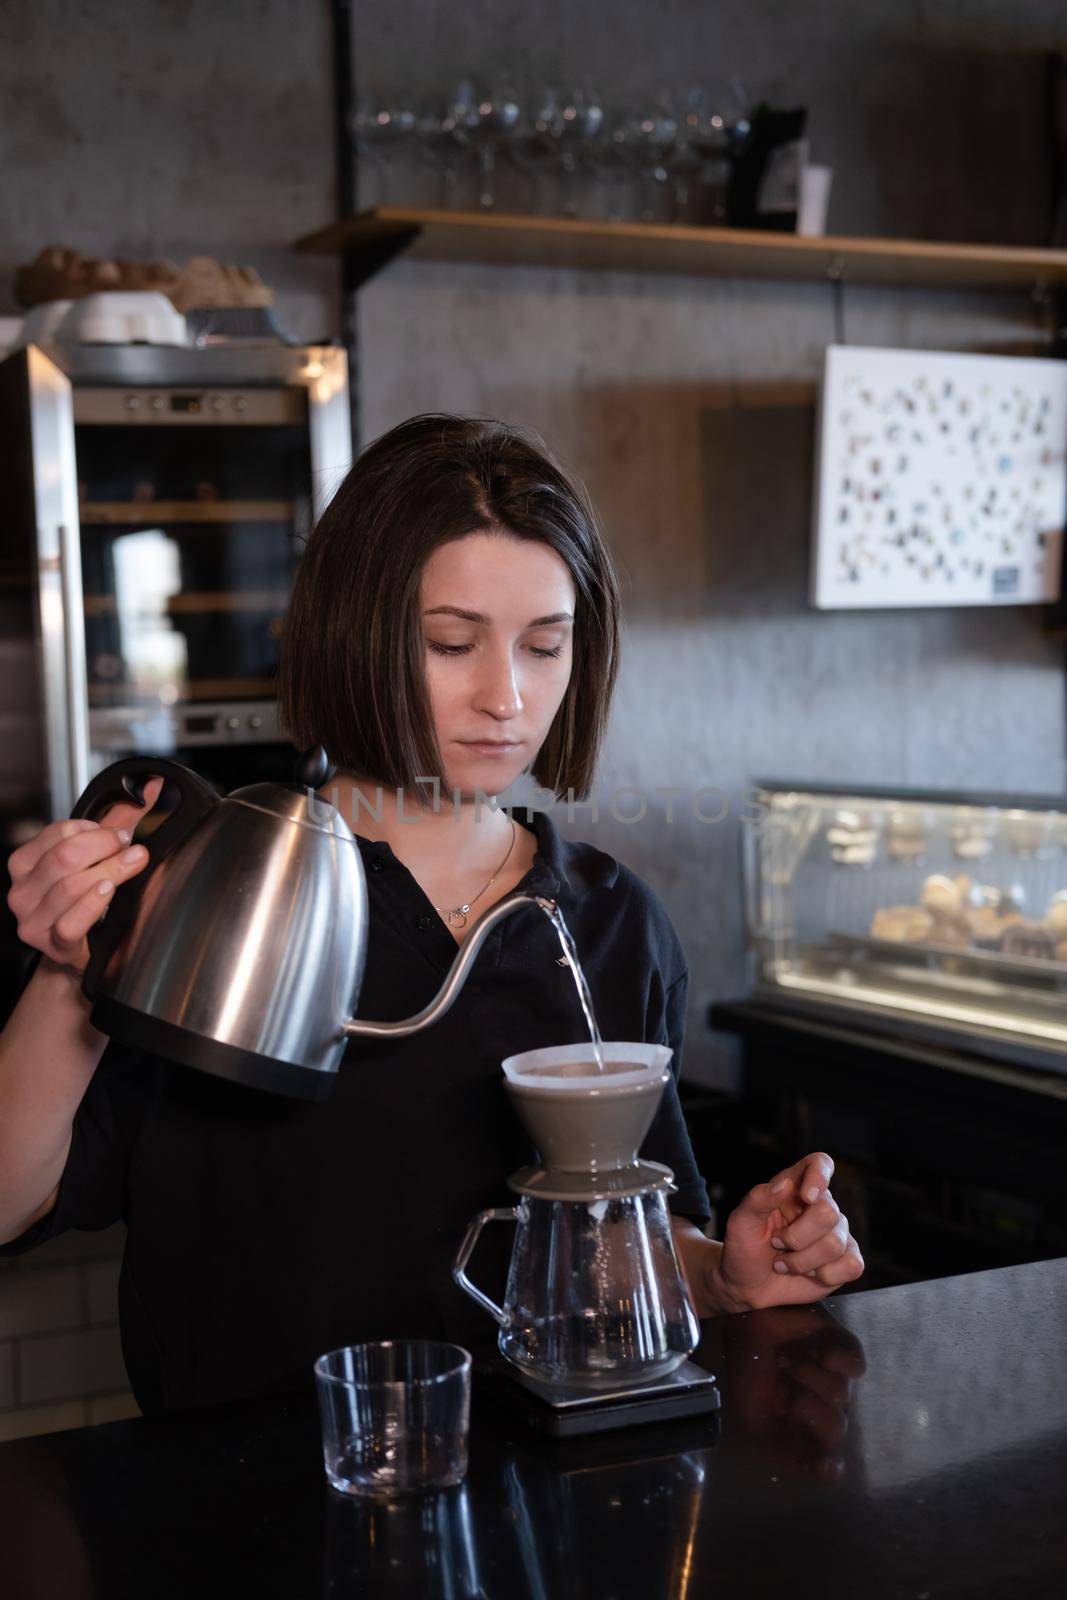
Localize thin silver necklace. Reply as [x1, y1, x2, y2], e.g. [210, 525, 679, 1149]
[432, 817, 517, 929]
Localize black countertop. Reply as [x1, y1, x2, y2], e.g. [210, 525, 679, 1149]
[2, 1260, 1065, 1599]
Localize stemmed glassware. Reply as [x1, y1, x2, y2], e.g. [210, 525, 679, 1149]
[555, 83, 605, 218]
[465, 77, 522, 210]
[354, 77, 752, 224]
[508, 87, 564, 214]
[618, 100, 679, 224]
[675, 79, 750, 225]
[350, 91, 418, 208]
[416, 80, 476, 209]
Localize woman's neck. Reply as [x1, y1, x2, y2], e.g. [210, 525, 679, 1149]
[317, 772, 519, 880]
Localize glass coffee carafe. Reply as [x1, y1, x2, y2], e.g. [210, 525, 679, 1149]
[453, 1044, 700, 1388]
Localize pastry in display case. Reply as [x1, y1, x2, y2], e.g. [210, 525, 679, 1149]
[743, 781, 1067, 1072]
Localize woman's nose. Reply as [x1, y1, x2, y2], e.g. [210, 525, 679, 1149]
[472, 648, 524, 717]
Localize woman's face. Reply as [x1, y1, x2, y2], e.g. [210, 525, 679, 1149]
[420, 531, 576, 798]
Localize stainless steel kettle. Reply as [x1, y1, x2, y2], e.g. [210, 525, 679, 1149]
[72, 750, 556, 1100]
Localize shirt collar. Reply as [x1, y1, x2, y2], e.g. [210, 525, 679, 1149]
[354, 805, 618, 898]
[513, 804, 619, 896]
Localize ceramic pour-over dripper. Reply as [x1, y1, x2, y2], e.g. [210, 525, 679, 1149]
[500, 1042, 674, 1201]
[453, 1040, 699, 1384]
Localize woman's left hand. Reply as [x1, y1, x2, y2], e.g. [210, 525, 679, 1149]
[708, 1152, 865, 1313]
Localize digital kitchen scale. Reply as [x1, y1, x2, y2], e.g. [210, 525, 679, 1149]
[476, 1358, 721, 1438]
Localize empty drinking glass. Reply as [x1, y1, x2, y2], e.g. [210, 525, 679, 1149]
[315, 1340, 472, 1499]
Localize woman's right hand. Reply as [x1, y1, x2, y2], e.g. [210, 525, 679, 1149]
[5, 776, 166, 978]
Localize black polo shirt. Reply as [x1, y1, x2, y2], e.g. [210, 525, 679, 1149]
[1, 804, 710, 1414]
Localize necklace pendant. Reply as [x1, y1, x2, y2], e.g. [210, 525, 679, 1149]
[448, 907, 469, 929]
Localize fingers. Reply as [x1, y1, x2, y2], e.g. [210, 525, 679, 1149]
[772, 1192, 842, 1257]
[796, 1152, 835, 1204]
[777, 1196, 870, 1280]
[748, 1152, 835, 1218]
[13, 823, 142, 906]
[98, 774, 165, 837]
[18, 843, 151, 967]
[7, 774, 164, 924]
[777, 1221, 849, 1277]
[774, 1233, 864, 1290]
[8, 774, 163, 887]
[814, 1237, 865, 1290]
[8, 818, 99, 884]
[35, 844, 149, 935]
[50, 875, 122, 954]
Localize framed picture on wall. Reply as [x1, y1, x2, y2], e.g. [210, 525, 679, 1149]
[810, 344, 1067, 610]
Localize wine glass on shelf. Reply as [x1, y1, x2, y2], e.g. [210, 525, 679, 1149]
[465, 77, 522, 211]
[555, 83, 605, 218]
[621, 99, 678, 224]
[508, 87, 563, 215]
[589, 107, 644, 222]
[350, 90, 418, 210]
[662, 92, 703, 224]
[680, 78, 751, 225]
[417, 80, 476, 209]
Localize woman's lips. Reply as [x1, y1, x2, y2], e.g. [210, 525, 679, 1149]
[458, 740, 522, 757]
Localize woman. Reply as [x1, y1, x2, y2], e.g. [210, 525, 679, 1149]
[0, 414, 863, 1415]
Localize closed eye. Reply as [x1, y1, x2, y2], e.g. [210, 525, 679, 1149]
[426, 642, 564, 659]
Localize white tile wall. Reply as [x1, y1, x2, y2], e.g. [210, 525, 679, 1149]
[19, 1326, 130, 1406]
[0, 1266, 82, 1340]
[0, 1222, 141, 1441]
[86, 1258, 121, 1327]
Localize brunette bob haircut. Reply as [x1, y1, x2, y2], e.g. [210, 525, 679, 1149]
[277, 413, 621, 801]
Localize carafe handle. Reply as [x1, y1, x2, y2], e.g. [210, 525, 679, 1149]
[452, 1207, 517, 1329]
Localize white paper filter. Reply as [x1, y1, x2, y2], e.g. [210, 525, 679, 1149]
[500, 1041, 672, 1092]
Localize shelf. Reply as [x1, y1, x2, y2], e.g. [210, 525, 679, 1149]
[294, 206, 1067, 292]
[88, 676, 277, 705]
[84, 590, 289, 617]
[79, 500, 294, 525]
[166, 590, 288, 614]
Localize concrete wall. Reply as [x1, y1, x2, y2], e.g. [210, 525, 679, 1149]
[0, 0, 339, 341]
[1, 2, 1065, 1100]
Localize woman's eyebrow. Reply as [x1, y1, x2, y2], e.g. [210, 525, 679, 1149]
[422, 606, 574, 626]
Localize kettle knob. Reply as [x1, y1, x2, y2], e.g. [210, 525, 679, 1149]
[294, 746, 337, 790]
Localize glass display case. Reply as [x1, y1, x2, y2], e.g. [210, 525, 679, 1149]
[744, 781, 1067, 1070]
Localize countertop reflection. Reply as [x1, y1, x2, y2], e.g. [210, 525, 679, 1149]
[1, 1259, 1064, 1599]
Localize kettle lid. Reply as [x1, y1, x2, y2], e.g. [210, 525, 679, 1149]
[226, 782, 356, 842]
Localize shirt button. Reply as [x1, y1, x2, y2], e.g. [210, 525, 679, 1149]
[416, 914, 435, 932]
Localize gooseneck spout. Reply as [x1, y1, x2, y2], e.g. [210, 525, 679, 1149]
[342, 892, 558, 1040]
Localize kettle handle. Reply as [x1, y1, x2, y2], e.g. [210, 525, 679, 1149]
[452, 1207, 518, 1329]
[70, 756, 221, 1003]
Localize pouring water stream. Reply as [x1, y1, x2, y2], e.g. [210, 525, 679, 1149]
[540, 903, 606, 1073]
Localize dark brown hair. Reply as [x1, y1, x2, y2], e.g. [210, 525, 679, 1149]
[277, 413, 621, 800]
